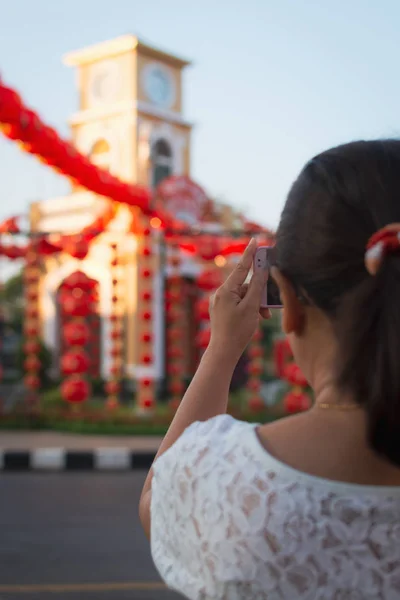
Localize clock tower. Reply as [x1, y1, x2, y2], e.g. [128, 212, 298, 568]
[64, 35, 193, 187]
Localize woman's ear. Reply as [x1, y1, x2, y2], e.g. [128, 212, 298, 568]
[270, 267, 305, 335]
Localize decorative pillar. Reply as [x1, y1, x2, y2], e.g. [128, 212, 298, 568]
[106, 243, 123, 409]
[166, 246, 185, 411]
[136, 220, 156, 414]
[0, 269, 3, 415]
[23, 244, 41, 403]
[59, 275, 92, 406]
[246, 327, 265, 412]
[195, 267, 222, 365]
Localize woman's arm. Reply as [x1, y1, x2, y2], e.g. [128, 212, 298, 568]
[139, 239, 267, 539]
[139, 344, 236, 538]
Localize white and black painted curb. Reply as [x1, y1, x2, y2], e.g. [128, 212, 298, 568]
[0, 449, 157, 471]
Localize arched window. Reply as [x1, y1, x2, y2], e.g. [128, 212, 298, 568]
[152, 138, 173, 188]
[89, 138, 111, 170]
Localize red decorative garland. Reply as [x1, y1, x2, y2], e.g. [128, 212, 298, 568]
[246, 328, 265, 412]
[0, 204, 116, 261]
[59, 273, 94, 404]
[137, 218, 155, 412]
[23, 245, 41, 396]
[0, 81, 151, 211]
[167, 247, 186, 410]
[106, 243, 122, 409]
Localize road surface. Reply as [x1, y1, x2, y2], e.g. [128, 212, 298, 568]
[0, 472, 182, 599]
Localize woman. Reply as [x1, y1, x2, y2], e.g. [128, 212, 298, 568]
[139, 140, 400, 599]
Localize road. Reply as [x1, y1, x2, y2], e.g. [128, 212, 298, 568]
[0, 472, 183, 599]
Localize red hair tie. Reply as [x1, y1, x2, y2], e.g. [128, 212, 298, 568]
[365, 223, 400, 275]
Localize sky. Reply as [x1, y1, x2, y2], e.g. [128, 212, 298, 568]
[1, 0, 400, 232]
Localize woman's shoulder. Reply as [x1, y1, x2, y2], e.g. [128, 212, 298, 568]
[152, 414, 258, 476]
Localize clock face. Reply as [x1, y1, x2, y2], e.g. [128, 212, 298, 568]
[89, 61, 120, 104]
[143, 64, 175, 108]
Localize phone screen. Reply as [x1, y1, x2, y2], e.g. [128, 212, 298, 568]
[266, 247, 282, 307]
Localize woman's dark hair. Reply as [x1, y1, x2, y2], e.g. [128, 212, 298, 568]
[276, 139, 400, 466]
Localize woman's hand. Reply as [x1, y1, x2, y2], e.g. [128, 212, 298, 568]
[209, 238, 271, 363]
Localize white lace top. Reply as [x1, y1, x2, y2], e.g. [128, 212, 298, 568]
[150, 414, 400, 600]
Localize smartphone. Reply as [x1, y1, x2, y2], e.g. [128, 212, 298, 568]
[254, 246, 283, 308]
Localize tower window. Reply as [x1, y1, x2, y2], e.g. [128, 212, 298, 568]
[152, 138, 173, 188]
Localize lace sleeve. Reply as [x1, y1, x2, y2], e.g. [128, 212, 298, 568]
[150, 414, 242, 599]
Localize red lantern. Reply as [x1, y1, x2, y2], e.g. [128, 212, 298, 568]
[61, 294, 92, 317]
[142, 397, 154, 409]
[142, 247, 152, 257]
[195, 297, 210, 321]
[165, 290, 180, 302]
[170, 381, 184, 395]
[247, 379, 261, 393]
[168, 364, 182, 376]
[142, 291, 152, 302]
[61, 350, 90, 375]
[26, 307, 39, 319]
[168, 274, 181, 286]
[24, 374, 40, 390]
[167, 329, 182, 342]
[111, 329, 122, 340]
[167, 348, 184, 360]
[142, 354, 152, 364]
[61, 376, 91, 403]
[110, 347, 122, 359]
[110, 364, 121, 376]
[253, 329, 262, 342]
[196, 328, 211, 349]
[23, 340, 40, 354]
[24, 272, 38, 285]
[248, 346, 264, 359]
[142, 269, 152, 279]
[63, 271, 96, 291]
[142, 311, 152, 321]
[197, 270, 222, 291]
[63, 321, 90, 346]
[248, 363, 263, 376]
[283, 363, 308, 387]
[142, 378, 152, 388]
[105, 381, 121, 395]
[26, 289, 38, 302]
[248, 396, 265, 413]
[24, 324, 38, 337]
[141, 332, 152, 343]
[284, 390, 311, 414]
[167, 309, 180, 322]
[24, 356, 41, 372]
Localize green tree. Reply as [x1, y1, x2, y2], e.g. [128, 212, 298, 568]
[0, 269, 24, 333]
